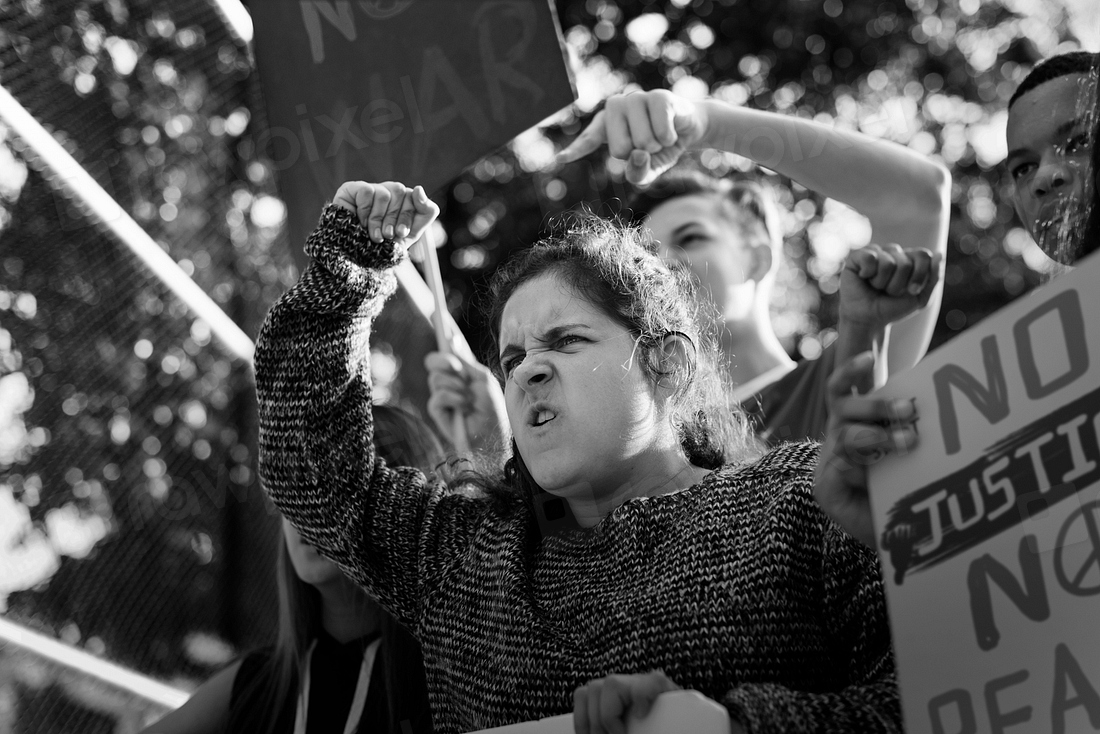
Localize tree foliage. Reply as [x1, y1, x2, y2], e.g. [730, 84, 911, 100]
[0, 0, 285, 694]
[435, 0, 1081, 358]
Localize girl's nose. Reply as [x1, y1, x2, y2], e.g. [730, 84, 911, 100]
[512, 353, 552, 392]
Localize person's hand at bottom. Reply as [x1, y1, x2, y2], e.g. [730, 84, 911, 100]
[573, 671, 681, 734]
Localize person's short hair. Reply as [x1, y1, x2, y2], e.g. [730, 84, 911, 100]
[1008, 51, 1100, 109]
[624, 169, 784, 255]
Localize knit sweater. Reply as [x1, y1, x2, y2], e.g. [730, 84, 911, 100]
[255, 205, 901, 734]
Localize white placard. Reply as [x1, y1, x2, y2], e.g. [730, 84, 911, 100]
[868, 252, 1100, 734]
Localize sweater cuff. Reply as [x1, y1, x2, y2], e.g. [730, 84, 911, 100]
[304, 204, 406, 272]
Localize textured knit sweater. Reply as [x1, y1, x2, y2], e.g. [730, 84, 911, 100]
[254, 205, 901, 734]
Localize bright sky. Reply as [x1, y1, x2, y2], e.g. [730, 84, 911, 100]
[1065, 0, 1100, 50]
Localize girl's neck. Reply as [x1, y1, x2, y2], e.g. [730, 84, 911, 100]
[315, 579, 380, 644]
[568, 450, 711, 528]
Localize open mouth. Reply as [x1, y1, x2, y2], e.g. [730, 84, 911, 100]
[530, 408, 557, 427]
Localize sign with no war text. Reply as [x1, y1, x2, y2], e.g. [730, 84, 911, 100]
[867, 252, 1100, 734]
[250, 0, 575, 263]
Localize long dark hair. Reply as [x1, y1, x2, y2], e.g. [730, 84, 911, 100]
[466, 212, 756, 534]
[230, 404, 443, 734]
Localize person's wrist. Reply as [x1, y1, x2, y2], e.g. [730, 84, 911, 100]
[835, 315, 887, 364]
[837, 310, 887, 337]
[695, 99, 723, 149]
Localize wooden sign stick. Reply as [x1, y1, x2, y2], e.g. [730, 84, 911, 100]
[418, 224, 470, 453]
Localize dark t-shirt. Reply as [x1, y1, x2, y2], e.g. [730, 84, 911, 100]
[229, 631, 389, 734]
[741, 344, 836, 447]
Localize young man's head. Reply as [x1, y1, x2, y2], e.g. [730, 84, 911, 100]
[1005, 51, 1099, 263]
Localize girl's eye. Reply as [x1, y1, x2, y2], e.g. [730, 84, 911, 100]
[554, 335, 583, 349]
[500, 354, 523, 376]
[677, 233, 705, 249]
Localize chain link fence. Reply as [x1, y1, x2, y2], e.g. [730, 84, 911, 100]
[0, 1, 451, 729]
[0, 1, 283, 730]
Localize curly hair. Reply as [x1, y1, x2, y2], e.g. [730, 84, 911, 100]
[468, 212, 757, 532]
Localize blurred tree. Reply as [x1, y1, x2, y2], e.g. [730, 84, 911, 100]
[430, 0, 1083, 360]
[0, 0, 287, 712]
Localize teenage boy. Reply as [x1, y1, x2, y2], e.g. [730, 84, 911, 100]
[1004, 50, 1098, 264]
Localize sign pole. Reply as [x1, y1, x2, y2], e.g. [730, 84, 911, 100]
[419, 226, 470, 453]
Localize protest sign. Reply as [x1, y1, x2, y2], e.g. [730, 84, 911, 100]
[249, 0, 574, 419]
[867, 252, 1100, 734]
[250, 0, 576, 267]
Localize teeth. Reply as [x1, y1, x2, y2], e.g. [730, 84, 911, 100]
[535, 410, 555, 426]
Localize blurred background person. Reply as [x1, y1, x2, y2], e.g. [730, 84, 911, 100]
[139, 404, 442, 734]
[570, 90, 948, 442]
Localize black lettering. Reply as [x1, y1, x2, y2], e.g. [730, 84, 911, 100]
[935, 335, 1009, 456]
[984, 669, 1031, 734]
[929, 688, 977, 734]
[1014, 289, 1088, 400]
[968, 536, 1049, 651]
[1051, 643, 1100, 734]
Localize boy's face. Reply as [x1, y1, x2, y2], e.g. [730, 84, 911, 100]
[1006, 72, 1095, 264]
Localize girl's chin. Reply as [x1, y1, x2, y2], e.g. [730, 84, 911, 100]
[533, 476, 593, 501]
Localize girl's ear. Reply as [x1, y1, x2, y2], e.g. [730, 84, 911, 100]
[653, 332, 697, 391]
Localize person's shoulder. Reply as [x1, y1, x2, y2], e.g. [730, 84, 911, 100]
[704, 442, 820, 516]
[743, 440, 819, 477]
[707, 444, 852, 556]
[138, 656, 248, 734]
